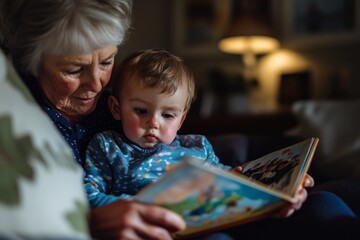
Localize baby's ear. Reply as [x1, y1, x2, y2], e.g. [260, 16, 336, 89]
[108, 95, 121, 120]
[178, 111, 187, 130]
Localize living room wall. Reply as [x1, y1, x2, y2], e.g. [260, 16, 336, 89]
[118, 0, 360, 116]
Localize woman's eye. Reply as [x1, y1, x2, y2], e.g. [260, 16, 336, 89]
[101, 61, 113, 68]
[66, 68, 82, 76]
[134, 108, 148, 116]
[66, 70, 81, 75]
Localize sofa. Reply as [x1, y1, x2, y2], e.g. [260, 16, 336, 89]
[209, 99, 360, 216]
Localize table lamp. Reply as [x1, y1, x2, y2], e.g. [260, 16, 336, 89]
[218, 14, 280, 81]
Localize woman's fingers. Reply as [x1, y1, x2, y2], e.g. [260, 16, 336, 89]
[90, 200, 186, 240]
[273, 183, 309, 219]
[138, 204, 186, 237]
[303, 174, 314, 188]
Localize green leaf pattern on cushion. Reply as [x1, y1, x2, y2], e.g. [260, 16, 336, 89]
[0, 116, 45, 205]
[0, 116, 87, 235]
[0, 115, 79, 205]
[65, 200, 90, 234]
[0, 52, 90, 237]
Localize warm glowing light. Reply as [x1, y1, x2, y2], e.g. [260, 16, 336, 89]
[256, 49, 311, 109]
[218, 36, 280, 55]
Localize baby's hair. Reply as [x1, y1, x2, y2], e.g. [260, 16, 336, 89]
[112, 49, 196, 111]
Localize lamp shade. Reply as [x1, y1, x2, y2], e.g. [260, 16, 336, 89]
[218, 11, 280, 55]
[219, 35, 279, 54]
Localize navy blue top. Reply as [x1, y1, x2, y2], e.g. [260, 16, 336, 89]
[22, 74, 122, 166]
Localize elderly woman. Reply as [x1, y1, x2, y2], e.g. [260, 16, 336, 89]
[0, 1, 186, 239]
[0, 0, 356, 239]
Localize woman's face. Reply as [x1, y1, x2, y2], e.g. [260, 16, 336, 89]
[38, 45, 118, 123]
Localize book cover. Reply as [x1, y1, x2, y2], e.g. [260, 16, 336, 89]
[135, 137, 319, 238]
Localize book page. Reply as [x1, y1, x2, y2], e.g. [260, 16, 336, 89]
[241, 138, 318, 199]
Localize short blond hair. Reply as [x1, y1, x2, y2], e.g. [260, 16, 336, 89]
[112, 49, 196, 112]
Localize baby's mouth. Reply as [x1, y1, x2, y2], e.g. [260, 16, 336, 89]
[144, 134, 157, 142]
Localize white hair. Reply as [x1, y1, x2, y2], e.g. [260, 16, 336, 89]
[0, 0, 132, 77]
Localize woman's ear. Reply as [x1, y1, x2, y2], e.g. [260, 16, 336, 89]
[108, 95, 121, 120]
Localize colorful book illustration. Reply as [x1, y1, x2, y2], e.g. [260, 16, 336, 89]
[135, 137, 319, 239]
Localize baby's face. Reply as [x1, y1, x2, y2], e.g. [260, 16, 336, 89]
[116, 78, 188, 148]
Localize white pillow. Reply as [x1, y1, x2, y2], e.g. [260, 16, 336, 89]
[291, 100, 360, 180]
[0, 51, 90, 239]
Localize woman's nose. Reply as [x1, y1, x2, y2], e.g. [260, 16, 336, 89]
[87, 69, 104, 92]
[147, 115, 159, 129]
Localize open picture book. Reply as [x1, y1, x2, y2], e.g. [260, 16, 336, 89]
[135, 137, 319, 239]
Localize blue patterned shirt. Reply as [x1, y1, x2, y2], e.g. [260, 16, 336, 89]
[84, 130, 231, 208]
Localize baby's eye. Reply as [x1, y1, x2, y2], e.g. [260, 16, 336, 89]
[162, 113, 175, 119]
[134, 107, 148, 116]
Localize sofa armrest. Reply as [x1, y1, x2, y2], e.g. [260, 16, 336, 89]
[209, 134, 303, 167]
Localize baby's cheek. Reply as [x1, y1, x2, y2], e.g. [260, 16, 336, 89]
[123, 119, 142, 140]
[162, 125, 180, 144]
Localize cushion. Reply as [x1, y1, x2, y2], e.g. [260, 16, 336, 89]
[0, 51, 90, 239]
[289, 100, 360, 181]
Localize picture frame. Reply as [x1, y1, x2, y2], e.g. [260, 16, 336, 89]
[281, 0, 360, 47]
[171, 0, 277, 58]
[171, 0, 229, 57]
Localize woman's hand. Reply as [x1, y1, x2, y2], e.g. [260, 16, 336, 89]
[274, 174, 315, 218]
[89, 199, 185, 240]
